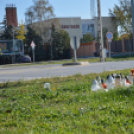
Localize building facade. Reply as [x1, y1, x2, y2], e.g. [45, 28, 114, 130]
[3, 5, 117, 40]
[59, 17, 117, 39]
[81, 19, 95, 37]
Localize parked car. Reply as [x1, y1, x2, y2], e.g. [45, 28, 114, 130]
[16, 55, 31, 63]
[94, 49, 113, 57]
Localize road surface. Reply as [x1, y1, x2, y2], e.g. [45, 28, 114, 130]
[0, 60, 134, 83]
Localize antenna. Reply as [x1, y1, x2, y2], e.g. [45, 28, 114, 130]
[90, 0, 96, 19]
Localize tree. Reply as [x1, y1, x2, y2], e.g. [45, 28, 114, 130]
[113, 32, 119, 41]
[118, 33, 129, 40]
[48, 24, 70, 60]
[25, 25, 42, 49]
[60, 30, 70, 50]
[109, 0, 132, 35]
[25, 26, 46, 61]
[0, 25, 13, 40]
[102, 27, 108, 44]
[96, 27, 109, 44]
[15, 20, 27, 41]
[0, 16, 13, 40]
[82, 32, 94, 43]
[25, 0, 59, 43]
[0, 15, 7, 31]
[25, 6, 34, 25]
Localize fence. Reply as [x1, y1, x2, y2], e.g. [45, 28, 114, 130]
[70, 38, 134, 59]
[106, 38, 133, 53]
[111, 40, 122, 53]
[124, 39, 133, 52]
[71, 41, 96, 58]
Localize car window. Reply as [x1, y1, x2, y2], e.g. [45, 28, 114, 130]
[24, 55, 30, 57]
[24, 56, 29, 58]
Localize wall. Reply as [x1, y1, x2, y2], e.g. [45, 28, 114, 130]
[95, 17, 117, 38]
[81, 19, 95, 37]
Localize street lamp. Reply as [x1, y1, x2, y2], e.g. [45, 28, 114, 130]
[97, 0, 104, 62]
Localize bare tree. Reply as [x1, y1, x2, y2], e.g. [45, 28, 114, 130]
[25, 0, 60, 43]
[25, 6, 34, 25]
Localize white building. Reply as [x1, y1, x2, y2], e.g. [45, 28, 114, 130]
[59, 17, 117, 39]
[1, 16, 116, 41]
[81, 19, 95, 37]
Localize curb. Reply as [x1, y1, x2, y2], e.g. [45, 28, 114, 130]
[62, 62, 89, 66]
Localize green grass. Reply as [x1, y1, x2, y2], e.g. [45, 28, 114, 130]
[0, 69, 134, 133]
[0, 54, 134, 68]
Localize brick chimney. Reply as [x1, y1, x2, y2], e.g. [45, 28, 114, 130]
[6, 5, 18, 27]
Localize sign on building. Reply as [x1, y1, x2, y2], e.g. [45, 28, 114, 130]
[59, 17, 83, 39]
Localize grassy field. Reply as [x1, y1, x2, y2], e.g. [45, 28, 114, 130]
[0, 69, 134, 133]
[0, 54, 134, 68]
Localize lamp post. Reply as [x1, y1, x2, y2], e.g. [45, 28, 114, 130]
[97, 0, 104, 62]
[12, 23, 14, 64]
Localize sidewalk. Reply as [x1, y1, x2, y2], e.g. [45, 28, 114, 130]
[0, 59, 74, 68]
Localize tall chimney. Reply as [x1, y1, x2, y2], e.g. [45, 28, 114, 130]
[6, 4, 18, 27]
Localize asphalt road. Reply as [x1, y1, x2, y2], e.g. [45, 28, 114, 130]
[0, 60, 134, 83]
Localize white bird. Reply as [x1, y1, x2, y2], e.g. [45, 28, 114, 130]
[96, 76, 102, 87]
[96, 76, 101, 84]
[91, 79, 101, 91]
[106, 75, 115, 89]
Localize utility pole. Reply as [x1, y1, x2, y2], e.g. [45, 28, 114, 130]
[12, 23, 14, 64]
[97, 0, 104, 62]
[74, 36, 77, 63]
[51, 38, 53, 61]
[131, 0, 134, 51]
[12, 4, 15, 64]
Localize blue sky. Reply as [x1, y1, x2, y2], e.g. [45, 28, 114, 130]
[0, 0, 120, 23]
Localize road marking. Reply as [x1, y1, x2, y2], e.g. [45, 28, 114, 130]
[0, 70, 31, 75]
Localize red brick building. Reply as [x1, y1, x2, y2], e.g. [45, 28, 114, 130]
[6, 6, 18, 27]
